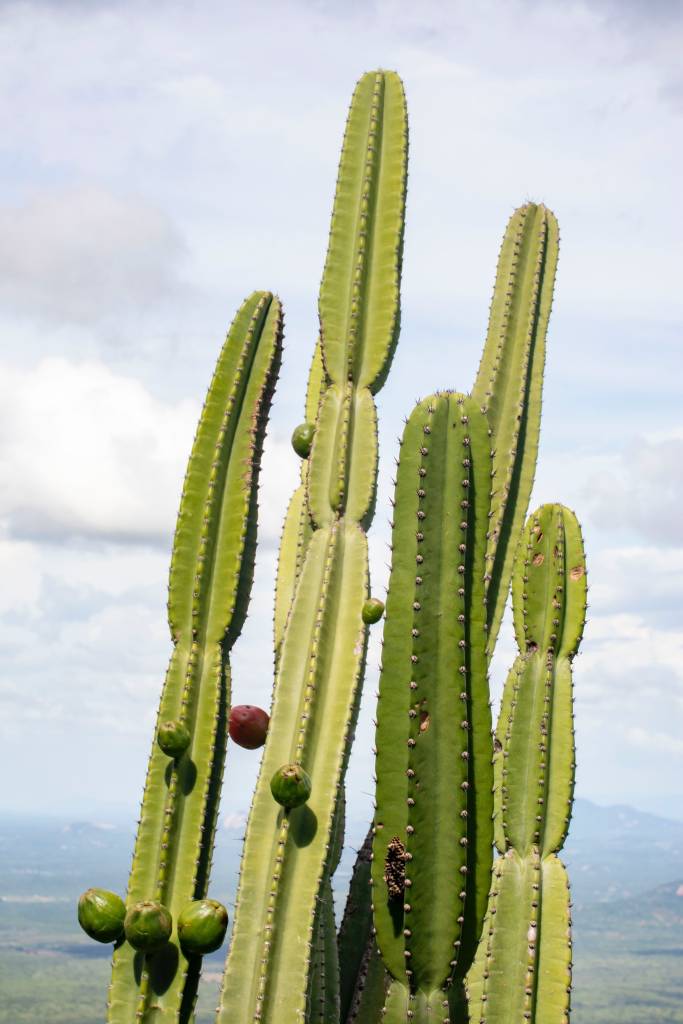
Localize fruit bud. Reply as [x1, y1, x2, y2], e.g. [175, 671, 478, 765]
[124, 900, 173, 953]
[157, 719, 191, 758]
[77, 888, 126, 944]
[270, 763, 312, 809]
[229, 705, 269, 749]
[362, 597, 385, 625]
[291, 422, 315, 459]
[177, 898, 229, 955]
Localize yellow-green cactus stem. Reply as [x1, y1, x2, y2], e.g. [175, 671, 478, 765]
[78, 889, 126, 944]
[218, 69, 407, 1024]
[107, 291, 282, 1023]
[124, 901, 173, 954]
[177, 900, 228, 956]
[372, 392, 494, 1011]
[472, 204, 560, 657]
[467, 504, 586, 1024]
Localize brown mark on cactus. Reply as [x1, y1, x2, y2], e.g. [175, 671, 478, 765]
[384, 836, 406, 899]
[570, 565, 585, 580]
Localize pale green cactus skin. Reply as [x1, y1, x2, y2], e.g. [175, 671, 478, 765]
[217, 70, 407, 1024]
[472, 204, 559, 658]
[467, 504, 586, 1024]
[372, 393, 494, 1020]
[106, 292, 282, 1023]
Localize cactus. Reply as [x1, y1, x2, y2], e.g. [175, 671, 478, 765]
[103, 291, 283, 1022]
[371, 392, 494, 1020]
[466, 503, 587, 1024]
[472, 204, 559, 657]
[216, 69, 408, 1024]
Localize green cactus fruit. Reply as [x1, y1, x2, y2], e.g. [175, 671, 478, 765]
[291, 422, 315, 459]
[177, 899, 229, 955]
[123, 900, 173, 953]
[156, 719, 191, 758]
[229, 704, 270, 749]
[77, 888, 126, 944]
[361, 597, 384, 624]
[270, 763, 312, 808]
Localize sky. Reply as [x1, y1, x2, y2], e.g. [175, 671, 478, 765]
[0, 0, 681, 846]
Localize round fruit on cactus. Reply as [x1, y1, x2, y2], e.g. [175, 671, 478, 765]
[361, 597, 385, 624]
[157, 719, 191, 758]
[270, 763, 312, 809]
[78, 888, 126, 943]
[124, 900, 173, 953]
[229, 704, 269, 749]
[291, 422, 315, 459]
[177, 899, 229, 955]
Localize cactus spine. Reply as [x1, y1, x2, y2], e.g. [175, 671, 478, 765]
[467, 504, 587, 1024]
[216, 70, 408, 1024]
[106, 292, 282, 1022]
[472, 204, 559, 657]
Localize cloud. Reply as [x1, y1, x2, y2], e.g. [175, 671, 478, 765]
[626, 726, 683, 757]
[0, 187, 186, 323]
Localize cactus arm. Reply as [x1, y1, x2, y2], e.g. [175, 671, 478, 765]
[338, 828, 374, 1021]
[273, 484, 309, 657]
[108, 293, 282, 1023]
[373, 394, 493, 996]
[345, 943, 389, 1024]
[319, 71, 407, 392]
[308, 877, 340, 1024]
[471, 204, 559, 656]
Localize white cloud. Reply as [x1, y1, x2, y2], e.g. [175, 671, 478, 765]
[626, 726, 683, 757]
[0, 186, 186, 323]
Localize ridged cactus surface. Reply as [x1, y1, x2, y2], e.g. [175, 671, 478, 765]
[467, 504, 586, 1024]
[217, 70, 407, 1024]
[472, 204, 559, 657]
[372, 392, 494, 1018]
[107, 292, 283, 1022]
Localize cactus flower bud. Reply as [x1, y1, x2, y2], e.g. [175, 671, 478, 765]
[229, 705, 269, 749]
[362, 597, 385, 624]
[270, 763, 312, 809]
[291, 422, 315, 459]
[77, 888, 126, 943]
[157, 719, 191, 758]
[177, 898, 229, 955]
[124, 900, 173, 953]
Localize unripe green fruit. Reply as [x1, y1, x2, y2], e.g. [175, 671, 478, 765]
[291, 422, 315, 459]
[77, 888, 126, 943]
[124, 900, 173, 953]
[177, 899, 229, 955]
[270, 763, 312, 809]
[157, 719, 191, 758]
[361, 597, 385, 624]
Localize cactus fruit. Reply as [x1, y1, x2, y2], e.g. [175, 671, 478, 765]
[177, 899, 229, 955]
[292, 422, 316, 458]
[361, 597, 385, 625]
[229, 705, 269, 749]
[270, 763, 313, 808]
[78, 889, 126, 944]
[467, 503, 586, 1024]
[217, 69, 407, 1024]
[156, 719, 191, 758]
[472, 203, 559, 657]
[123, 901, 173, 953]
[105, 291, 282, 1022]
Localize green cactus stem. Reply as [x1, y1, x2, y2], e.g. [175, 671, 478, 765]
[106, 291, 282, 1023]
[372, 392, 494, 1008]
[218, 69, 407, 1024]
[467, 503, 586, 1024]
[471, 204, 559, 657]
[78, 889, 126, 944]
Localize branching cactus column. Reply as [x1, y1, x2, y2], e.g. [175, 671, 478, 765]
[217, 70, 408, 1024]
[372, 393, 494, 1023]
[467, 504, 587, 1024]
[106, 292, 283, 1022]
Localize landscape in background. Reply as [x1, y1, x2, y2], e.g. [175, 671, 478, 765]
[1, 799, 681, 1024]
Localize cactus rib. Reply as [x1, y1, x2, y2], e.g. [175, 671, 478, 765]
[107, 292, 282, 1023]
